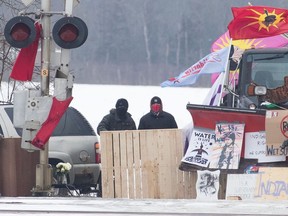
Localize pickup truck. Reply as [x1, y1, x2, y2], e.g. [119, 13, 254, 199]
[0, 103, 102, 196]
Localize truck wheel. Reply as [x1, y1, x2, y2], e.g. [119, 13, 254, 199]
[97, 174, 102, 197]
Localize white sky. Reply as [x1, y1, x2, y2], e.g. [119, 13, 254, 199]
[70, 84, 209, 134]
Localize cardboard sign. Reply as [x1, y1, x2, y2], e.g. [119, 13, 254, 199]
[265, 110, 288, 156]
[255, 167, 288, 200]
[244, 131, 285, 162]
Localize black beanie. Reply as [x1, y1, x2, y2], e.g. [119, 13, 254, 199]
[150, 96, 162, 105]
[116, 98, 128, 109]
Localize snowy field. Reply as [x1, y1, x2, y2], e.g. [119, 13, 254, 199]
[70, 84, 209, 134]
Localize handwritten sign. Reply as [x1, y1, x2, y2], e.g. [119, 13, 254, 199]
[226, 174, 257, 200]
[245, 131, 285, 162]
[244, 131, 286, 163]
[255, 167, 288, 200]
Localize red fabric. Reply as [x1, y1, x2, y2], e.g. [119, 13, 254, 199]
[228, 6, 288, 40]
[31, 96, 73, 150]
[10, 23, 41, 81]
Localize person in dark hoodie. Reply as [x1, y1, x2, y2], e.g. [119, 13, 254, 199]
[138, 96, 178, 130]
[97, 98, 136, 135]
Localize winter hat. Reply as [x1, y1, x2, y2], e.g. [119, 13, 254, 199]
[150, 96, 162, 105]
[116, 98, 129, 109]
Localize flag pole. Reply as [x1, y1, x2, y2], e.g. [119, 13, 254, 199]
[217, 39, 232, 106]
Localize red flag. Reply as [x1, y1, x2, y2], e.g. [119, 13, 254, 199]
[10, 22, 41, 81]
[31, 96, 73, 150]
[228, 6, 288, 40]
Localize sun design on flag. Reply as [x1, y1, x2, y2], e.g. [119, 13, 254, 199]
[212, 32, 265, 51]
[243, 9, 285, 31]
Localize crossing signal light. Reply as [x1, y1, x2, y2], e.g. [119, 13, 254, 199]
[52, 16, 88, 49]
[4, 16, 36, 48]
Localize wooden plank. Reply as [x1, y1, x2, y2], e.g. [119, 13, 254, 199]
[150, 130, 160, 198]
[170, 129, 181, 198]
[140, 130, 159, 199]
[183, 171, 196, 199]
[126, 131, 135, 198]
[190, 171, 197, 199]
[119, 132, 128, 198]
[100, 132, 115, 198]
[133, 130, 142, 198]
[112, 132, 121, 198]
[174, 129, 185, 199]
[139, 130, 150, 198]
[158, 129, 173, 198]
[176, 170, 185, 199]
[219, 173, 227, 199]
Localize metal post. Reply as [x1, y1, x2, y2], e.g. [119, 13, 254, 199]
[33, 0, 52, 196]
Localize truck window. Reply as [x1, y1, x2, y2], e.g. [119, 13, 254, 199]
[238, 50, 288, 109]
[250, 53, 288, 89]
[52, 107, 96, 136]
[5, 107, 23, 136]
[5, 107, 96, 137]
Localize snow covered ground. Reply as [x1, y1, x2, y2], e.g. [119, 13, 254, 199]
[0, 196, 287, 215]
[70, 84, 209, 134]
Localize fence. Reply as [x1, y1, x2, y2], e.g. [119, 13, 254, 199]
[100, 129, 198, 199]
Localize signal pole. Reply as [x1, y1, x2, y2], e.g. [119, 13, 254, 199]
[33, 0, 52, 196]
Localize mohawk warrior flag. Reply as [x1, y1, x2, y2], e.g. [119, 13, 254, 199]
[161, 47, 230, 87]
[228, 6, 288, 40]
[10, 23, 42, 81]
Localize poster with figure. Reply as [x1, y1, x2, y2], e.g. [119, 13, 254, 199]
[181, 127, 215, 168]
[196, 170, 220, 200]
[209, 123, 245, 169]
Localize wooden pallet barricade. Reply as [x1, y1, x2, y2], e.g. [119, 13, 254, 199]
[100, 129, 196, 199]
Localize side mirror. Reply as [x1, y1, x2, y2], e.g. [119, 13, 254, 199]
[247, 84, 267, 96]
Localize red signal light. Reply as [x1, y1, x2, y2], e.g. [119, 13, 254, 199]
[52, 16, 88, 49]
[58, 23, 78, 42]
[4, 16, 36, 48]
[10, 23, 31, 41]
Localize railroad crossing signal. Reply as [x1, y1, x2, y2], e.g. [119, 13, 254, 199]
[4, 0, 87, 196]
[4, 16, 88, 49]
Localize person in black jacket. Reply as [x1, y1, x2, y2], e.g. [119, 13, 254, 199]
[138, 96, 178, 130]
[97, 98, 136, 135]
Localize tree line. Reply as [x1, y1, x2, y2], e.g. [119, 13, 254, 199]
[0, 0, 287, 87]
